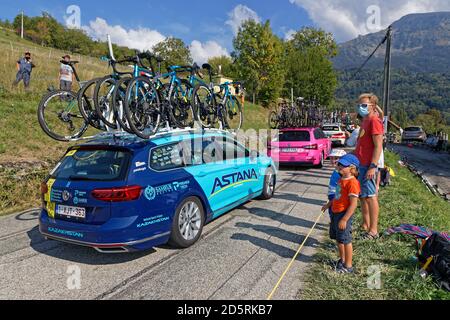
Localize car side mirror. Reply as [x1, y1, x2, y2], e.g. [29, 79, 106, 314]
[250, 150, 259, 160]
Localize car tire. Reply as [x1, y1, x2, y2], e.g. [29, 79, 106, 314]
[316, 152, 324, 168]
[258, 167, 276, 200]
[168, 197, 205, 248]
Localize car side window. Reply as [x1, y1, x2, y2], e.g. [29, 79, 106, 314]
[314, 129, 321, 140]
[202, 137, 225, 164]
[224, 139, 250, 160]
[150, 143, 188, 171]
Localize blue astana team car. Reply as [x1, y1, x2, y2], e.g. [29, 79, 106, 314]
[39, 129, 276, 252]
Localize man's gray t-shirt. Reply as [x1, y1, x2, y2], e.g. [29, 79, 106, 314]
[60, 63, 73, 82]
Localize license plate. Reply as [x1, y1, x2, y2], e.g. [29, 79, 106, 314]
[282, 148, 299, 153]
[56, 205, 86, 219]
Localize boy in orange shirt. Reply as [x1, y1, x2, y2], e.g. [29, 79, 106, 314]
[322, 154, 361, 273]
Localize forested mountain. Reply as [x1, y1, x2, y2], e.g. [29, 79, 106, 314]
[334, 12, 450, 126]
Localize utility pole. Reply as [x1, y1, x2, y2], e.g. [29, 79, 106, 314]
[21, 10, 24, 39]
[382, 25, 393, 142]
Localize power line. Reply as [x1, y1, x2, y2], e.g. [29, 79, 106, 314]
[347, 27, 390, 81]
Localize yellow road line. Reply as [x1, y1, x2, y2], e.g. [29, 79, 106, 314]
[267, 210, 325, 300]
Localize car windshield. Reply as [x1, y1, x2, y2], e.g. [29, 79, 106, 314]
[278, 131, 310, 142]
[405, 127, 422, 132]
[51, 148, 131, 181]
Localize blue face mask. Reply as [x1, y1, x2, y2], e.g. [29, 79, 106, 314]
[357, 104, 370, 117]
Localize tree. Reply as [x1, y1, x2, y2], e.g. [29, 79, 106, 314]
[233, 20, 285, 107]
[207, 55, 235, 78]
[284, 28, 338, 107]
[414, 108, 446, 134]
[152, 37, 192, 70]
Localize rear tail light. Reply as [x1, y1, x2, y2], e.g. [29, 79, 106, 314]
[304, 144, 318, 150]
[92, 186, 142, 202]
[332, 133, 346, 138]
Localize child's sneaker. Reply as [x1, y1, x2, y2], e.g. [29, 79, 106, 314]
[333, 259, 344, 270]
[336, 265, 354, 274]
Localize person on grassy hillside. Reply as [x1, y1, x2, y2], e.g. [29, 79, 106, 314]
[353, 93, 384, 240]
[59, 54, 74, 91]
[322, 154, 361, 274]
[12, 51, 35, 89]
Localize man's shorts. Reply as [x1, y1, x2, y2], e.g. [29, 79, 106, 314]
[358, 166, 378, 198]
[329, 212, 353, 244]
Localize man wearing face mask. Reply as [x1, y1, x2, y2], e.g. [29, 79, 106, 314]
[353, 93, 384, 240]
[13, 52, 36, 89]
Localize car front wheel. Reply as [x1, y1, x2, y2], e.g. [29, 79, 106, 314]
[259, 167, 276, 200]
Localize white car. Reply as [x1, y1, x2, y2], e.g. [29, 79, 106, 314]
[322, 124, 346, 146]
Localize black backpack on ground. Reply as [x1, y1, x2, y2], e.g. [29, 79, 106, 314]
[379, 167, 391, 187]
[417, 233, 450, 291]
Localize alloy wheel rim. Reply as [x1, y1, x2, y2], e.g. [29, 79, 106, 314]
[178, 201, 201, 241]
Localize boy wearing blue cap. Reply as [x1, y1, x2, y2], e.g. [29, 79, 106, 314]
[322, 154, 361, 273]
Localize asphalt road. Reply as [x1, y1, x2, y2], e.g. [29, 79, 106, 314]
[389, 144, 450, 198]
[0, 164, 333, 300]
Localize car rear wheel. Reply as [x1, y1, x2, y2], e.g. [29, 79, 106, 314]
[258, 167, 276, 200]
[169, 197, 205, 248]
[316, 152, 324, 168]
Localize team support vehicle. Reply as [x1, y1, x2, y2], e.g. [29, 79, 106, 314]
[39, 129, 276, 253]
[267, 127, 331, 168]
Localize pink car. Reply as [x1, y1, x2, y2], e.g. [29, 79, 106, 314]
[268, 128, 332, 168]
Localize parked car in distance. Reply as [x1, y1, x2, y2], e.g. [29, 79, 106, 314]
[268, 127, 331, 168]
[402, 126, 427, 143]
[321, 123, 346, 146]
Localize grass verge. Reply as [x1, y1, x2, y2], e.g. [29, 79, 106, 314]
[299, 151, 450, 300]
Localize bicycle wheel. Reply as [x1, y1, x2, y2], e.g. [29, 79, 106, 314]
[192, 84, 216, 128]
[162, 81, 195, 129]
[94, 76, 118, 129]
[222, 96, 243, 131]
[268, 110, 279, 129]
[111, 77, 134, 134]
[38, 90, 89, 141]
[77, 78, 107, 131]
[124, 76, 161, 139]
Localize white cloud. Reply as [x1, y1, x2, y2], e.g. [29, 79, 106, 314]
[83, 18, 166, 51]
[284, 29, 296, 41]
[190, 40, 230, 64]
[226, 4, 261, 35]
[289, 0, 450, 42]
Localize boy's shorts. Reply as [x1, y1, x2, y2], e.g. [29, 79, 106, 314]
[358, 166, 378, 198]
[330, 212, 353, 244]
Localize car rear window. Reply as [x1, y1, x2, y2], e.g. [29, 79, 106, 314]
[278, 131, 310, 142]
[322, 126, 340, 131]
[404, 127, 421, 132]
[51, 148, 131, 181]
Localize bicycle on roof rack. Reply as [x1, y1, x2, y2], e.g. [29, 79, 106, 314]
[37, 35, 246, 142]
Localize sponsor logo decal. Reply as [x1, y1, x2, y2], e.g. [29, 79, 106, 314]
[137, 215, 169, 228]
[48, 227, 84, 238]
[144, 186, 156, 201]
[210, 169, 258, 198]
[73, 190, 88, 205]
[135, 162, 146, 167]
[144, 180, 191, 201]
[133, 167, 147, 173]
[62, 190, 71, 202]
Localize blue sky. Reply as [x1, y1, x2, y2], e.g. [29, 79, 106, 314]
[0, 1, 313, 52]
[2, 1, 450, 63]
